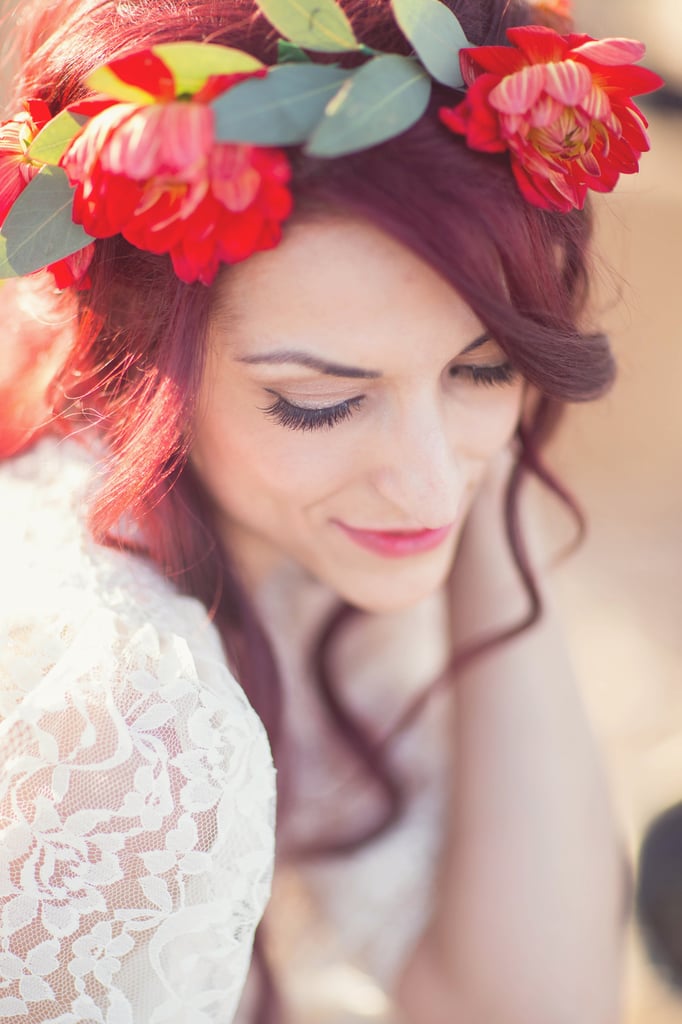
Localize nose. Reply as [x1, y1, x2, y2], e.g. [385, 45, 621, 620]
[370, 396, 464, 529]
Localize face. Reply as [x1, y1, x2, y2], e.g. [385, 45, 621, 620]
[192, 217, 524, 613]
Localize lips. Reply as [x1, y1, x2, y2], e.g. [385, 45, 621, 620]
[334, 521, 454, 558]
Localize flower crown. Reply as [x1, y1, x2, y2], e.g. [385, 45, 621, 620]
[0, 0, 663, 288]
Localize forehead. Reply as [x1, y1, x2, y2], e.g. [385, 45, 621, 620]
[210, 216, 486, 359]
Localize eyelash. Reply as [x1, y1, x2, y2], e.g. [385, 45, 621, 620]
[262, 393, 366, 432]
[449, 362, 517, 387]
[262, 363, 517, 432]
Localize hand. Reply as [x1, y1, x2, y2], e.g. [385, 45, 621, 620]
[448, 445, 532, 646]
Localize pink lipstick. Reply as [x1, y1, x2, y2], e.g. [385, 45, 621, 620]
[335, 521, 453, 558]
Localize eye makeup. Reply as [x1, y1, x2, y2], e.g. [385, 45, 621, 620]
[260, 358, 518, 433]
[261, 393, 366, 431]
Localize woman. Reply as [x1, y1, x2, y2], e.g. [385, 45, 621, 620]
[0, 1, 662, 1021]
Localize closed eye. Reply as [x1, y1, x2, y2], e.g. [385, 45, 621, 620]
[260, 392, 366, 432]
[449, 362, 517, 387]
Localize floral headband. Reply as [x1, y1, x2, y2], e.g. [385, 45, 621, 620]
[0, 0, 663, 288]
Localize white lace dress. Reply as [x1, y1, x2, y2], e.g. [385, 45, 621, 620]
[0, 438, 455, 1024]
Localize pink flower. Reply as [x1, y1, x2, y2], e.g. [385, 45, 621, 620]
[0, 100, 94, 287]
[61, 51, 293, 284]
[440, 26, 664, 212]
[0, 100, 51, 220]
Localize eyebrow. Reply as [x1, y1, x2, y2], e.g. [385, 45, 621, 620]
[237, 332, 493, 379]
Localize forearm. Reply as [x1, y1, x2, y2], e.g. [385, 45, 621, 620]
[397, 503, 627, 1023]
[397, 618, 626, 1024]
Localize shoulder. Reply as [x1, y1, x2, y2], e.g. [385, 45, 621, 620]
[0, 436, 259, 725]
[0, 433, 276, 812]
[0, 435, 276, 830]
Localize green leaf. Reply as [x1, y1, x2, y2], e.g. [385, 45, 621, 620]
[305, 54, 430, 157]
[27, 109, 90, 166]
[277, 40, 312, 64]
[0, 166, 93, 278]
[213, 63, 352, 145]
[254, 0, 359, 53]
[391, 0, 469, 88]
[153, 42, 264, 96]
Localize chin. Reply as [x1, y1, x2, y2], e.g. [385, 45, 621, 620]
[330, 561, 453, 615]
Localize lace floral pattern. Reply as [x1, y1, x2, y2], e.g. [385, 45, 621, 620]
[0, 439, 276, 1023]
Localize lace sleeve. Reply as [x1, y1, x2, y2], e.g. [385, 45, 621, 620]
[0, 599, 276, 1024]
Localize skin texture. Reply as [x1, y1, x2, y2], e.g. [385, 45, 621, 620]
[191, 217, 524, 612]
[394, 458, 625, 1023]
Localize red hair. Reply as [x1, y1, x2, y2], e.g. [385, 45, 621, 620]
[1, 1, 614, 1019]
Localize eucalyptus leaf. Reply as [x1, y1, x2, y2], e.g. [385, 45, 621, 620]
[306, 54, 430, 157]
[277, 40, 312, 64]
[28, 110, 89, 166]
[0, 166, 93, 278]
[213, 63, 351, 145]
[391, 0, 469, 89]
[254, 0, 359, 53]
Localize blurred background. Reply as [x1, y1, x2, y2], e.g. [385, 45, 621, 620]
[0, 0, 679, 1021]
[538, 2, 682, 1022]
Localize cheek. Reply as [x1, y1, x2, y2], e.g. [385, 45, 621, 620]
[193, 406, 353, 514]
[457, 384, 524, 462]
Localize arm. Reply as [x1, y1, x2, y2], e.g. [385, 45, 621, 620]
[395, 453, 627, 1024]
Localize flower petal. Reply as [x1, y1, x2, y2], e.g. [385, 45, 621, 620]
[604, 132, 641, 173]
[98, 104, 212, 181]
[210, 145, 262, 212]
[506, 25, 569, 64]
[193, 68, 266, 104]
[66, 96, 118, 119]
[0, 159, 27, 223]
[24, 100, 52, 130]
[574, 148, 620, 190]
[440, 77, 508, 153]
[529, 93, 564, 127]
[49, 245, 95, 290]
[460, 44, 526, 83]
[511, 158, 572, 211]
[171, 245, 219, 285]
[582, 63, 664, 97]
[571, 37, 645, 66]
[489, 63, 546, 114]
[500, 112, 528, 138]
[101, 108, 159, 178]
[544, 59, 592, 105]
[257, 178, 294, 220]
[156, 104, 213, 176]
[216, 206, 266, 263]
[579, 84, 611, 120]
[86, 50, 175, 104]
[619, 103, 650, 151]
[62, 104, 136, 182]
[578, 148, 601, 176]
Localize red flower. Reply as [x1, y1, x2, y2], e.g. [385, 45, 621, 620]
[440, 26, 664, 212]
[61, 50, 293, 285]
[0, 101, 94, 287]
